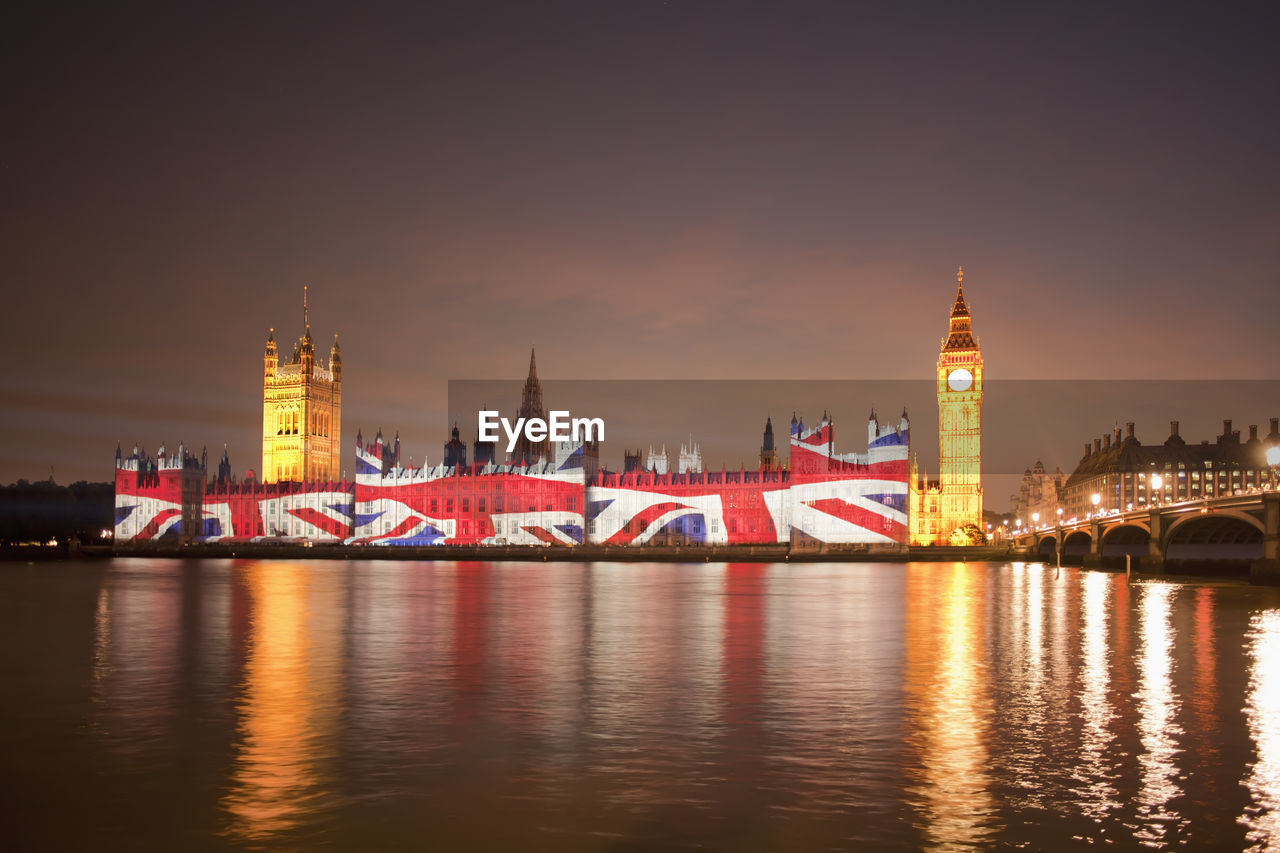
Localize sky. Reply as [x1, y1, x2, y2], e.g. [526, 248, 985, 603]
[1, 1, 1277, 486]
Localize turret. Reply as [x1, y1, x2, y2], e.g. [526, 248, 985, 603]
[299, 325, 314, 373]
[264, 328, 277, 378]
[330, 334, 342, 380]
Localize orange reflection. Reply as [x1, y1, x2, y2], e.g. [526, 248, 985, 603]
[904, 563, 994, 848]
[1134, 583, 1185, 846]
[1241, 610, 1280, 850]
[1190, 588, 1220, 785]
[1073, 570, 1118, 824]
[222, 562, 340, 843]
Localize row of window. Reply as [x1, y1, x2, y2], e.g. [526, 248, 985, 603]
[273, 407, 333, 438]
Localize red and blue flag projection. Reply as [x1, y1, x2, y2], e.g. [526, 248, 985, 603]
[349, 434, 586, 546]
[788, 412, 911, 545]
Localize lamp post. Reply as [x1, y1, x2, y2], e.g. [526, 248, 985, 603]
[1151, 474, 1163, 507]
[1090, 492, 1101, 517]
[1032, 511, 1040, 530]
[1267, 445, 1280, 491]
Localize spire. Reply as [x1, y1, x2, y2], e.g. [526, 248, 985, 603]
[942, 266, 978, 351]
[527, 346, 537, 381]
[303, 285, 309, 330]
[951, 266, 969, 318]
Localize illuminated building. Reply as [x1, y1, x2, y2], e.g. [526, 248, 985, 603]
[113, 442, 206, 543]
[1010, 460, 1066, 521]
[117, 352, 909, 548]
[261, 288, 341, 483]
[645, 445, 669, 475]
[677, 439, 703, 474]
[911, 268, 984, 544]
[1061, 418, 1278, 517]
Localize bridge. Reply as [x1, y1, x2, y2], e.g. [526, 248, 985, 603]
[1008, 491, 1280, 584]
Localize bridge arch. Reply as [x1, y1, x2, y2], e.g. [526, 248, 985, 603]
[1163, 511, 1263, 575]
[1163, 509, 1264, 545]
[1036, 535, 1058, 560]
[1098, 523, 1149, 568]
[1062, 530, 1092, 564]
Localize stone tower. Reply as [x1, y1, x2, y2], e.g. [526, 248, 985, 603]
[261, 287, 342, 483]
[935, 266, 984, 540]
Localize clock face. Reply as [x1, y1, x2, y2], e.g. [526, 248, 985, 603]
[947, 368, 973, 392]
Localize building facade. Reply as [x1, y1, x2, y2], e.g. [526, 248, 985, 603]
[262, 290, 341, 483]
[1061, 418, 1279, 518]
[1010, 460, 1065, 523]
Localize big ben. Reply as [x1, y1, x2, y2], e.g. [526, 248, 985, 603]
[936, 266, 983, 539]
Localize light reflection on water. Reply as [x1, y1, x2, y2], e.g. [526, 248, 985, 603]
[7, 558, 1280, 850]
[1134, 582, 1186, 847]
[1242, 609, 1280, 851]
[904, 563, 994, 850]
[1072, 569, 1119, 829]
[221, 562, 342, 843]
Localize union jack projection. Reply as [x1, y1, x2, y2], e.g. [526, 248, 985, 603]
[587, 470, 790, 545]
[349, 431, 586, 546]
[114, 443, 205, 542]
[201, 482, 354, 541]
[115, 408, 909, 549]
[788, 411, 910, 545]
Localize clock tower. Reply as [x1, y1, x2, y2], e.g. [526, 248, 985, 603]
[935, 266, 983, 540]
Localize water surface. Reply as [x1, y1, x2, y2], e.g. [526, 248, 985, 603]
[2, 559, 1278, 851]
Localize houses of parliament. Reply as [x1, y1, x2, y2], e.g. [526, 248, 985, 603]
[255, 273, 986, 544]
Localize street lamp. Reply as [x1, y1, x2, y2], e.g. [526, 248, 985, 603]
[1032, 511, 1040, 530]
[1267, 444, 1280, 490]
[1090, 493, 1101, 517]
[1151, 474, 1163, 506]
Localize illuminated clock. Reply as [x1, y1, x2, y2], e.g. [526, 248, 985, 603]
[947, 368, 973, 392]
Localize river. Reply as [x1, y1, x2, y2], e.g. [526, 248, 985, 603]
[2, 558, 1278, 851]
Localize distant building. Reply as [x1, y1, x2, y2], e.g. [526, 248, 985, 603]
[510, 348, 548, 465]
[760, 417, 778, 470]
[677, 439, 703, 474]
[473, 419, 497, 467]
[262, 288, 341, 483]
[443, 424, 467, 468]
[623, 449, 644, 473]
[1061, 417, 1279, 517]
[645, 445, 669, 475]
[1010, 460, 1066, 522]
